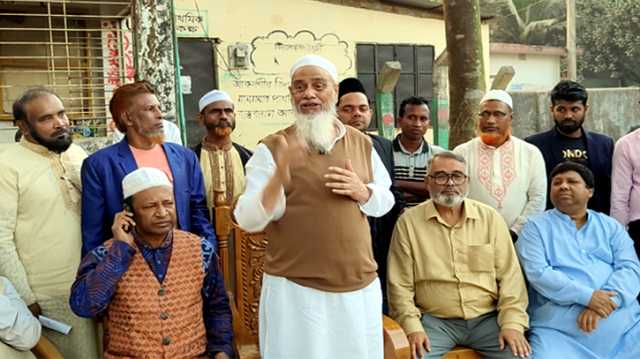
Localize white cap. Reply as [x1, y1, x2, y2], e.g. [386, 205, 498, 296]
[289, 54, 338, 81]
[198, 89, 233, 112]
[122, 167, 172, 199]
[481, 89, 513, 109]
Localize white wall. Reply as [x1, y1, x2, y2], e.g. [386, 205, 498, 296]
[490, 53, 560, 91]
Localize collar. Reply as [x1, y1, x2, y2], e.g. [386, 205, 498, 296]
[331, 118, 347, 145]
[201, 136, 233, 151]
[553, 126, 586, 140]
[423, 198, 480, 223]
[477, 136, 513, 151]
[550, 208, 591, 225]
[133, 229, 174, 251]
[19, 137, 63, 157]
[393, 135, 428, 154]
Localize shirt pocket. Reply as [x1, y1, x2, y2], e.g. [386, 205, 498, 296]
[467, 244, 494, 272]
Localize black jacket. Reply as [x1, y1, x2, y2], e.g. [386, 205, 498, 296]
[525, 127, 614, 214]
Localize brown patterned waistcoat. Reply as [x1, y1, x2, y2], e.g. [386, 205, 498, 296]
[103, 230, 207, 359]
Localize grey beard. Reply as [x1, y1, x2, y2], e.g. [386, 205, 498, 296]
[432, 191, 467, 208]
[294, 107, 338, 154]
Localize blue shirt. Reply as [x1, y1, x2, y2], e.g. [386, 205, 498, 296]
[516, 209, 640, 357]
[69, 232, 233, 357]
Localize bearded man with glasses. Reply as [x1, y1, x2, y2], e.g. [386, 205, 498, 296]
[387, 151, 531, 359]
[453, 90, 546, 241]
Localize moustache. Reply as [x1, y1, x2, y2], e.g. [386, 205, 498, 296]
[52, 128, 71, 138]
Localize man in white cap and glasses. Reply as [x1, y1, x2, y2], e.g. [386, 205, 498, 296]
[192, 89, 252, 220]
[234, 54, 394, 358]
[70, 167, 233, 359]
[453, 90, 546, 241]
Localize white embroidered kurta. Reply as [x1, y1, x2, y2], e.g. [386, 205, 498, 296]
[0, 140, 98, 358]
[454, 136, 547, 233]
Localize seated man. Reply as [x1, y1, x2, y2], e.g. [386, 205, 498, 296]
[0, 276, 41, 358]
[70, 167, 233, 358]
[516, 161, 640, 359]
[388, 151, 531, 359]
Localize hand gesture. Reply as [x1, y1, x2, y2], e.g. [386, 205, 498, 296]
[324, 159, 371, 203]
[407, 331, 431, 359]
[587, 290, 617, 317]
[268, 133, 307, 186]
[498, 328, 531, 358]
[577, 308, 602, 333]
[112, 210, 135, 246]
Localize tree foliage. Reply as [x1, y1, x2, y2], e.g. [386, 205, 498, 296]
[577, 0, 640, 85]
[483, 0, 565, 46]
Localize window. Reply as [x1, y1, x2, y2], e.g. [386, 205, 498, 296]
[0, 0, 133, 139]
[356, 43, 434, 130]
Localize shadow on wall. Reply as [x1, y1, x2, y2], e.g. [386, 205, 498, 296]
[510, 87, 640, 141]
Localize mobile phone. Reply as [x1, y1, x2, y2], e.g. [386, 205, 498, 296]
[123, 203, 133, 233]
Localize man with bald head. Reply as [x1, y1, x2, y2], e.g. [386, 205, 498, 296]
[235, 55, 394, 358]
[454, 90, 546, 240]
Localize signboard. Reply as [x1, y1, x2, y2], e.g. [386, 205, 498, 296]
[175, 9, 208, 37]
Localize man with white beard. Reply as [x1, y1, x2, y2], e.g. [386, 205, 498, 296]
[234, 55, 394, 359]
[387, 151, 531, 359]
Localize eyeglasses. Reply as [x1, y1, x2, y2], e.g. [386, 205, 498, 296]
[477, 111, 508, 120]
[428, 172, 467, 185]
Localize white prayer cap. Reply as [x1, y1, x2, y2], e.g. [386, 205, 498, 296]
[289, 54, 338, 81]
[480, 89, 513, 109]
[198, 89, 233, 112]
[122, 167, 172, 199]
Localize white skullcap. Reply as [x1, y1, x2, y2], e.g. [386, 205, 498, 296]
[198, 89, 233, 112]
[289, 54, 338, 81]
[122, 167, 172, 199]
[481, 89, 513, 109]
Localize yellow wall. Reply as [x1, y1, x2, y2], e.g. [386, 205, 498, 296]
[175, 0, 490, 148]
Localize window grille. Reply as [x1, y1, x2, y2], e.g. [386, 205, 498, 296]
[0, 0, 133, 139]
[356, 43, 434, 129]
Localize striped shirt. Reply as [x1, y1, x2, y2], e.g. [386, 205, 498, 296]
[393, 136, 444, 207]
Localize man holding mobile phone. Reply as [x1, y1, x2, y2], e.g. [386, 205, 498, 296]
[70, 167, 233, 358]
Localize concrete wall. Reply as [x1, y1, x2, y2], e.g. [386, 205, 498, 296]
[173, 0, 490, 148]
[511, 87, 640, 141]
[491, 53, 561, 92]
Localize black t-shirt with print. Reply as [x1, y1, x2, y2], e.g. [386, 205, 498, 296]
[558, 136, 588, 165]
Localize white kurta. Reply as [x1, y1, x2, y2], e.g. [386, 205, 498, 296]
[454, 136, 547, 233]
[0, 140, 98, 358]
[0, 276, 41, 352]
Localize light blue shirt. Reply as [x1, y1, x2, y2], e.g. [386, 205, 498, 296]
[517, 209, 640, 357]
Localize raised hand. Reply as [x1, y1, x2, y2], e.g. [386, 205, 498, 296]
[111, 210, 135, 246]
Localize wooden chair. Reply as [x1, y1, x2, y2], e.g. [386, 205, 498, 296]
[31, 336, 63, 359]
[213, 196, 411, 359]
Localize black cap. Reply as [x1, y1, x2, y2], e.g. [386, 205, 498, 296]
[338, 77, 367, 100]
